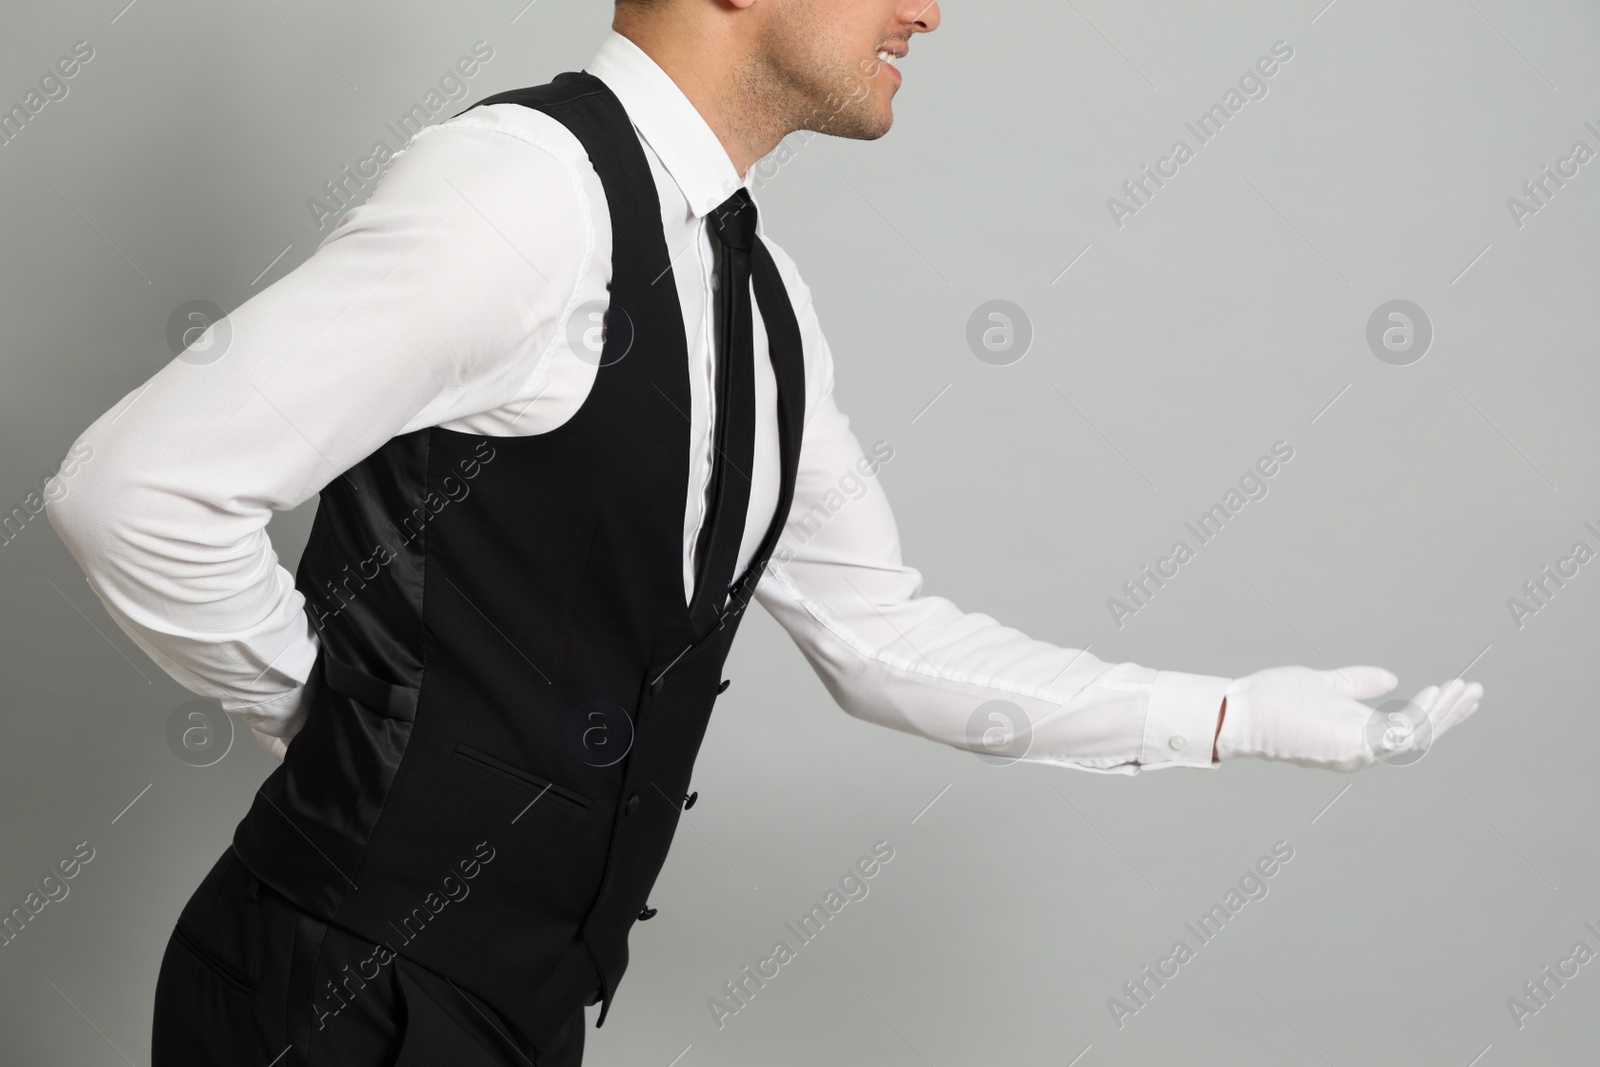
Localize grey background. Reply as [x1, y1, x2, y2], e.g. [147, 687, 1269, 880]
[2, 0, 1597, 1064]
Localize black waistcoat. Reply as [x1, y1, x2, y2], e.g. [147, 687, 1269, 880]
[231, 72, 806, 1053]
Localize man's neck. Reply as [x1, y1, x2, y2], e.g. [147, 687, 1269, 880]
[612, 17, 789, 179]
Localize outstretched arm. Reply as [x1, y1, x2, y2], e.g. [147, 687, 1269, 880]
[755, 352, 1480, 773]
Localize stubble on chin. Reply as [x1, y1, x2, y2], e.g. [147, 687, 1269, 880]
[745, 18, 894, 144]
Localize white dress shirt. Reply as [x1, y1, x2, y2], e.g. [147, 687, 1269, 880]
[45, 32, 1231, 774]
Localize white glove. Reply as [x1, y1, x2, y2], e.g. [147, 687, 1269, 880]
[237, 670, 319, 765]
[251, 727, 290, 763]
[1216, 665, 1482, 771]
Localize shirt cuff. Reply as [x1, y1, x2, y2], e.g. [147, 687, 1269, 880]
[1137, 670, 1232, 769]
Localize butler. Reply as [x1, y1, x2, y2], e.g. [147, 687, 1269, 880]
[46, 1, 1482, 1063]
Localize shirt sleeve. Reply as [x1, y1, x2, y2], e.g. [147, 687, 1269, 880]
[752, 327, 1231, 775]
[45, 118, 594, 744]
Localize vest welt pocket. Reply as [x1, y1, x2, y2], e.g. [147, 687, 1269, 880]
[451, 744, 593, 811]
[170, 925, 255, 997]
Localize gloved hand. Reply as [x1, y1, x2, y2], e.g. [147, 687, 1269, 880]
[1215, 665, 1482, 771]
[238, 669, 319, 765]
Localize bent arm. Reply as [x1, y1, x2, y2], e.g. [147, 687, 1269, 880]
[45, 119, 591, 746]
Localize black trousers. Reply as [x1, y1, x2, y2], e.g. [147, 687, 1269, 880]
[152, 846, 585, 1066]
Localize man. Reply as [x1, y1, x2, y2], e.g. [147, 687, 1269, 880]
[46, 0, 1482, 1063]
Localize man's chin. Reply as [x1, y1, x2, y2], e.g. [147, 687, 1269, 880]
[813, 105, 894, 142]
[834, 123, 893, 142]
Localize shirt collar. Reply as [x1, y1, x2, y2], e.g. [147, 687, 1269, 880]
[586, 30, 748, 220]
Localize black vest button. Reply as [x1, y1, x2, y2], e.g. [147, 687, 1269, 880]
[717, 679, 731, 694]
[638, 906, 657, 921]
[683, 791, 698, 810]
[625, 794, 640, 816]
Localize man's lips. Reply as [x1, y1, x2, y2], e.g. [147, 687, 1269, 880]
[874, 44, 907, 82]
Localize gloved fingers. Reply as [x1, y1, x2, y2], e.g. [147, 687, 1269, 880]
[1413, 679, 1463, 728]
[1445, 681, 1484, 733]
[1416, 680, 1463, 741]
[1408, 684, 1441, 712]
[1429, 680, 1483, 737]
[1318, 665, 1399, 701]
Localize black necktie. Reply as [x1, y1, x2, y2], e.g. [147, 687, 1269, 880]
[689, 188, 760, 631]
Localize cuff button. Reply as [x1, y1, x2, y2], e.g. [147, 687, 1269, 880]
[1168, 735, 1188, 750]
